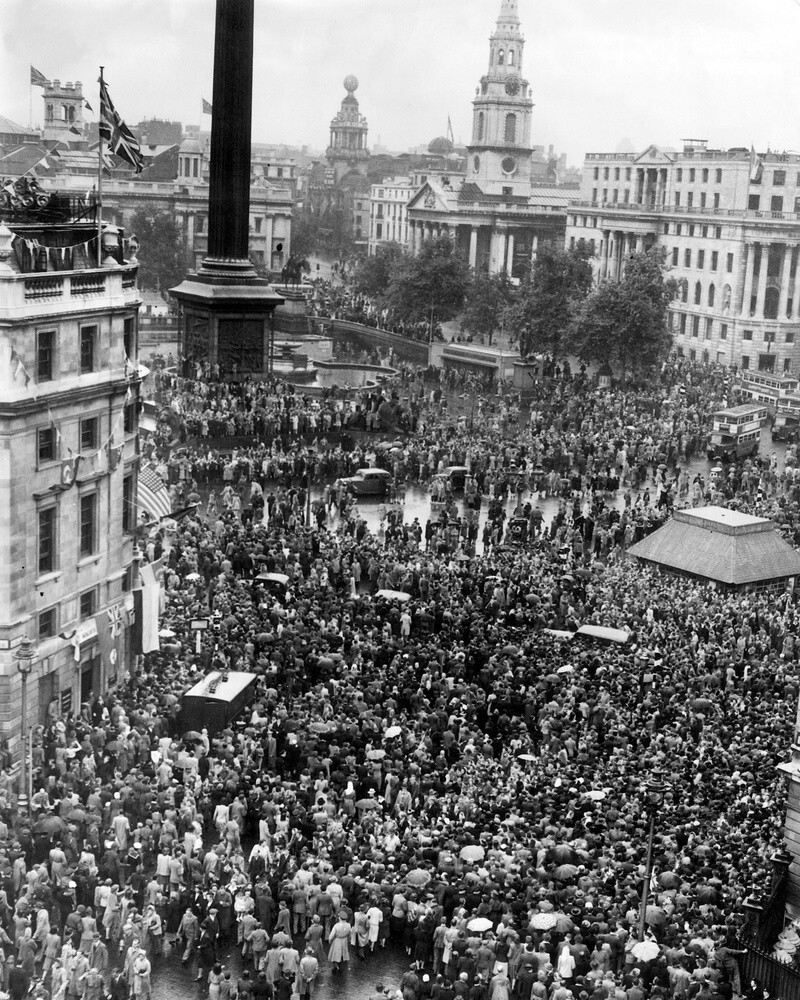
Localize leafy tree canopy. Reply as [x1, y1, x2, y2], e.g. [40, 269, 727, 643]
[460, 271, 516, 345]
[352, 242, 406, 300]
[129, 204, 186, 292]
[381, 236, 469, 325]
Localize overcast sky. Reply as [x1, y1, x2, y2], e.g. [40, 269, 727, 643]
[3, 0, 800, 165]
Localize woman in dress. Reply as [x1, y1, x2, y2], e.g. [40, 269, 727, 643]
[351, 905, 370, 961]
[304, 914, 326, 963]
[327, 914, 351, 973]
[208, 962, 224, 1000]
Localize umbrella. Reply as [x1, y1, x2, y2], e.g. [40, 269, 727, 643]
[159, 628, 176, 639]
[547, 845, 577, 864]
[554, 914, 574, 933]
[691, 698, 714, 713]
[34, 815, 65, 835]
[584, 790, 606, 802]
[355, 799, 380, 812]
[467, 917, 493, 933]
[367, 749, 387, 761]
[530, 912, 559, 930]
[384, 726, 402, 740]
[185, 572, 201, 581]
[695, 886, 720, 904]
[182, 731, 203, 742]
[67, 808, 87, 823]
[631, 940, 661, 962]
[658, 872, 682, 890]
[308, 722, 331, 735]
[406, 869, 431, 887]
[104, 740, 121, 753]
[693, 845, 714, 857]
[552, 864, 579, 881]
[459, 845, 485, 862]
[517, 753, 537, 763]
[645, 906, 666, 927]
[557, 664, 574, 674]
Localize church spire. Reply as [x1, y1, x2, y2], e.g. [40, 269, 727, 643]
[488, 0, 525, 76]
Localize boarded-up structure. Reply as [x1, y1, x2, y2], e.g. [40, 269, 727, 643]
[627, 505, 800, 592]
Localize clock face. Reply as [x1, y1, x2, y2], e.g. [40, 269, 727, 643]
[501, 156, 517, 175]
[473, 155, 480, 172]
[505, 76, 521, 96]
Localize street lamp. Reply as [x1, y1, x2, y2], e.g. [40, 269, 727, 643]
[638, 767, 666, 941]
[13, 636, 34, 816]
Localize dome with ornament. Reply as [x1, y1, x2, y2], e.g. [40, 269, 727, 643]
[428, 136, 454, 155]
[343, 74, 359, 94]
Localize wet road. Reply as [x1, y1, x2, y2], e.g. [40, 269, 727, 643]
[138, 935, 410, 1000]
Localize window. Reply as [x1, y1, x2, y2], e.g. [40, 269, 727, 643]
[702, 169, 709, 183]
[475, 112, 484, 142]
[702, 350, 709, 363]
[625, 168, 631, 181]
[787, 331, 796, 344]
[689, 225, 695, 237]
[672, 247, 679, 267]
[720, 324, 728, 340]
[711, 251, 718, 271]
[748, 194, 760, 210]
[593, 167, 599, 181]
[79, 589, 96, 619]
[79, 325, 97, 374]
[602, 189, 608, 202]
[771, 196, 784, 212]
[708, 284, 715, 307]
[123, 316, 136, 363]
[727, 253, 734, 272]
[676, 224, 682, 236]
[124, 402, 135, 434]
[38, 608, 56, 641]
[716, 169, 722, 183]
[123, 474, 136, 533]
[38, 506, 56, 575]
[785, 358, 793, 372]
[687, 192, 693, 208]
[37, 330, 55, 382]
[592, 188, 598, 203]
[705, 317, 713, 338]
[689, 169, 696, 182]
[774, 170, 786, 186]
[254, 217, 262, 234]
[612, 189, 618, 203]
[697, 250, 705, 269]
[676, 168, 683, 182]
[684, 249, 692, 268]
[764, 330, 775, 343]
[664, 223, 670, 235]
[741, 356, 750, 369]
[498, 48, 504, 65]
[80, 416, 98, 452]
[743, 329, 753, 341]
[623, 189, 629, 204]
[713, 193, 720, 209]
[694, 281, 702, 305]
[38, 427, 56, 464]
[604, 167, 610, 180]
[79, 493, 98, 558]
[692, 316, 700, 338]
[196, 215, 204, 234]
[680, 313, 687, 335]
[192, 159, 198, 178]
[376, 223, 382, 239]
[700, 193, 707, 208]
[276, 166, 283, 178]
[680, 281, 688, 303]
[689, 349, 696, 361]
[674, 192, 681, 207]
[716, 226, 722, 238]
[614, 168, 620, 181]
[504, 113, 517, 143]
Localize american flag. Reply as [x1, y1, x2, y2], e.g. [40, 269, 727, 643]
[137, 466, 172, 522]
[99, 78, 144, 174]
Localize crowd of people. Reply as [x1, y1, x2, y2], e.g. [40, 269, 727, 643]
[2, 355, 799, 1000]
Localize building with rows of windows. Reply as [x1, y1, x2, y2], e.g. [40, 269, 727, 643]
[0, 190, 142, 752]
[565, 139, 800, 372]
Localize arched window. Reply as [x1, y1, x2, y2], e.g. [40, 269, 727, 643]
[46, 104, 53, 121]
[475, 111, 484, 142]
[680, 280, 688, 303]
[68, 106, 75, 122]
[694, 281, 702, 305]
[504, 113, 516, 143]
[193, 159, 199, 178]
[60, 105, 67, 121]
[498, 49, 505, 65]
[708, 283, 715, 308]
[508, 49, 515, 66]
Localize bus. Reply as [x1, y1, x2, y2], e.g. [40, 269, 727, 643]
[707, 404, 767, 462]
[735, 371, 799, 412]
[773, 392, 800, 442]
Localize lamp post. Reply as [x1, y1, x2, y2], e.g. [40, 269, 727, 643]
[13, 636, 34, 816]
[638, 767, 666, 941]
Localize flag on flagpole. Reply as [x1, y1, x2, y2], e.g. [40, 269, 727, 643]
[749, 145, 763, 183]
[137, 465, 172, 522]
[447, 115, 454, 144]
[68, 125, 83, 136]
[30, 65, 47, 87]
[84, 100, 93, 112]
[202, 98, 213, 115]
[94, 603, 123, 677]
[99, 77, 144, 174]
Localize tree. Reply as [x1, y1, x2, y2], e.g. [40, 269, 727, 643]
[572, 246, 676, 376]
[289, 212, 319, 259]
[381, 236, 469, 326]
[460, 271, 516, 345]
[352, 242, 405, 299]
[128, 204, 187, 292]
[506, 241, 594, 358]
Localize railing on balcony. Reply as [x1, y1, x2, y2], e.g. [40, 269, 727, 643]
[70, 274, 106, 296]
[24, 276, 64, 301]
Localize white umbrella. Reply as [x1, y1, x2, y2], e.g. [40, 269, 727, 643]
[384, 726, 402, 740]
[631, 940, 660, 962]
[584, 790, 606, 801]
[467, 917, 493, 933]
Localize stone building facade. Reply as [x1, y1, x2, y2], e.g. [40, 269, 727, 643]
[566, 139, 800, 372]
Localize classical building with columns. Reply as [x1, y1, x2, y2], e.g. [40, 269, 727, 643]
[566, 139, 800, 372]
[405, 0, 571, 277]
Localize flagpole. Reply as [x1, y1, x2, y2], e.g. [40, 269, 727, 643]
[97, 66, 104, 267]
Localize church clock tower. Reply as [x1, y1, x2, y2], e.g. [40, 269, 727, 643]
[466, 0, 534, 197]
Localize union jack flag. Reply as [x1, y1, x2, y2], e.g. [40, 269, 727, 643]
[107, 604, 123, 640]
[99, 78, 143, 174]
